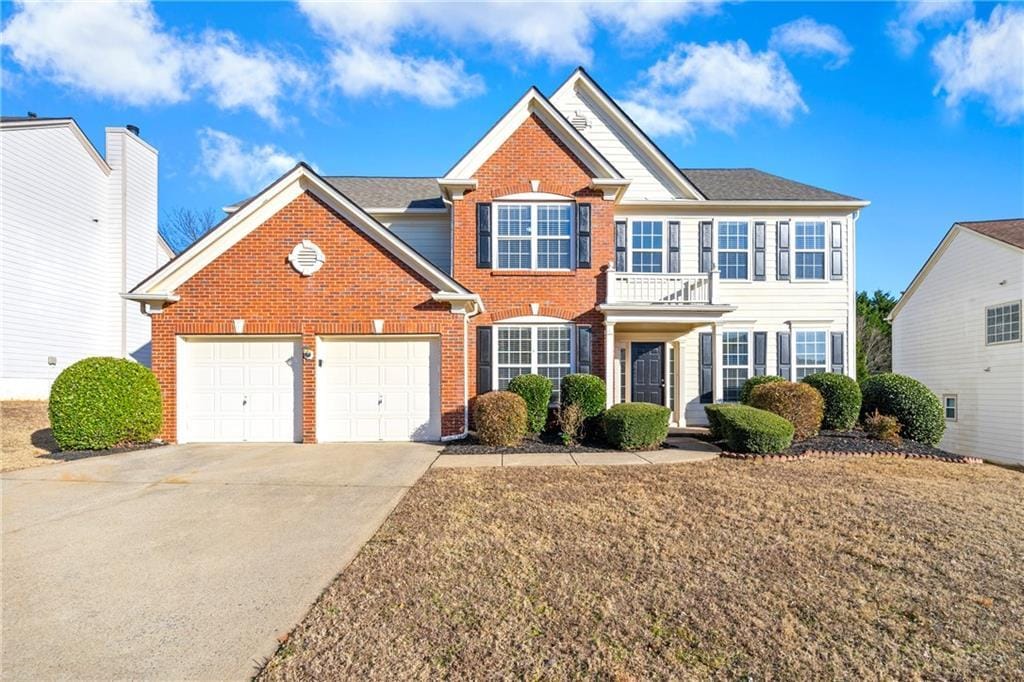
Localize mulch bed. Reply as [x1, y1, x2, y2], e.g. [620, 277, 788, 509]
[442, 432, 624, 455]
[43, 441, 167, 464]
[720, 429, 982, 464]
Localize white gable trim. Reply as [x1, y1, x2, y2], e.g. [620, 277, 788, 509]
[552, 68, 705, 202]
[442, 87, 624, 185]
[128, 164, 472, 299]
[1, 118, 111, 175]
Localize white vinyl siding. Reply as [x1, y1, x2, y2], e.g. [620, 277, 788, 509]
[375, 213, 452, 274]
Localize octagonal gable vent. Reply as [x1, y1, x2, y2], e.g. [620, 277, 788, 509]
[288, 239, 325, 276]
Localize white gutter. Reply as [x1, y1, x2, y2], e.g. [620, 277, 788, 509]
[617, 199, 871, 210]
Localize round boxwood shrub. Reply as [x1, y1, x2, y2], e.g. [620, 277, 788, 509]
[748, 381, 824, 440]
[560, 373, 606, 418]
[508, 374, 552, 434]
[717, 405, 794, 454]
[740, 375, 785, 405]
[860, 373, 945, 445]
[603, 402, 670, 451]
[801, 372, 861, 431]
[703, 403, 729, 440]
[473, 391, 527, 446]
[48, 357, 163, 451]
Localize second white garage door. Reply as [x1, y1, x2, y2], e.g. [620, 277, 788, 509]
[317, 337, 441, 442]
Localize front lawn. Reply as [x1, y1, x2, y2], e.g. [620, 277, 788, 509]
[260, 458, 1023, 680]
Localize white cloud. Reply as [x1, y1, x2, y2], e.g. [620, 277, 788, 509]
[769, 17, 852, 69]
[886, 0, 974, 56]
[198, 128, 302, 193]
[931, 4, 1024, 123]
[329, 47, 484, 107]
[0, 1, 310, 123]
[625, 40, 807, 140]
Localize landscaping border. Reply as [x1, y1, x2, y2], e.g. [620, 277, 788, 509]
[720, 449, 982, 464]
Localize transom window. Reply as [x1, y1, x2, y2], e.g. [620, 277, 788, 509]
[944, 395, 958, 421]
[722, 331, 750, 402]
[794, 221, 826, 280]
[985, 301, 1021, 345]
[795, 331, 828, 379]
[631, 220, 664, 272]
[496, 325, 573, 402]
[718, 221, 749, 280]
[495, 203, 572, 270]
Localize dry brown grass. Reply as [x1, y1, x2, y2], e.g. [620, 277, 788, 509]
[1, 401, 58, 472]
[260, 458, 1024, 681]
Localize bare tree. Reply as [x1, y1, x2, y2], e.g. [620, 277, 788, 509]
[160, 207, 220, 253]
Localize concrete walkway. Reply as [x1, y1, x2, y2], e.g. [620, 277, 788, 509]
[434, 436, 719, 469]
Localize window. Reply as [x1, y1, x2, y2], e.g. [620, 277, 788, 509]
[944, 395, 958, 421]
[718, 221, 749, 279]
[631, 220, 664, 273]
[795, 331, 828, 379]
[794, 221, 826, 280]
[496, 325, 572, 402]
[496, 203, 573, 270]
[722, 331, 749, 402]
[986, 301, 1021, 344]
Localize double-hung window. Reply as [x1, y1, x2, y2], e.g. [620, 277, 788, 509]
[631, 220, 664, 272]
[496, 325, 573, 402]
[943, 395, 958, 421]
[496, 203, 572, 270]
[985, 301, 1021, 344]
[718, 221, 749, 279]
[794, 221, 826, 280]
[795, 331, 828, 379]
[722, 331, 750, 402]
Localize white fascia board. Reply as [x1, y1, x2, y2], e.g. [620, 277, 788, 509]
[590, 178, 631, 201]
[437, 178, 478, 200]
[598, 304, 737, 324]
[105, 126, 159, 156]
[1, 118, 111, 175]
[616, 199, 871, 210]
[363, 207, 449, 214]
[432, 292, 485, 315]
[121, 292, 180, 303]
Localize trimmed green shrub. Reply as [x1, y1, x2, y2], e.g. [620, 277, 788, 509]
[473, 391, 527, 446]
[801, 372, 861, 431]
[864, 409, 901, 444]
[717, 405, 795, 454]
[560, 373, 606, 419]
[748, 381, 824, 440]
[558, 403, 586, 446]
[860, 373, 945, 445]
[703, 403, 730, 440]
[508, 374, 552, 434]
[49, 357, 163, 451]
[740, 375, 785, 405]
[603, 402, 670, 451]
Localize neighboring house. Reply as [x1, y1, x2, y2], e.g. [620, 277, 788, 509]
[125, 68, 867, 444]
[1, 115, 170, 399]
[890, 219, 1023, 466]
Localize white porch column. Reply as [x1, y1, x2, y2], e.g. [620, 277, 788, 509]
[604, 321, 616, 407]
[712, 322, 724, 403]
[709, 267, 720, 304]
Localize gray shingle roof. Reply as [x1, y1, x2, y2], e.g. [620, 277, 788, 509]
[323, 176, 445, 210]
[958, 219, 1024, 249]
[680, 168, 861, 202]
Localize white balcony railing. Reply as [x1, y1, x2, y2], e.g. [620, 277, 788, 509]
[605, 263, 720, 305]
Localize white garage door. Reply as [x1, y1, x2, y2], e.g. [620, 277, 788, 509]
[317, 337, 440, 442]
[179, 338, 301, 443]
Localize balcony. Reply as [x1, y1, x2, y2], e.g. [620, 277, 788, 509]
[605, 263, 720, 305]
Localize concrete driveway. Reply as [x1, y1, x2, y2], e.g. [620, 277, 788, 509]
[1, 442, 439, 681]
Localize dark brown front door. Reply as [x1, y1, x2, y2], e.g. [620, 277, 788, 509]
[631, 342, 664, 405]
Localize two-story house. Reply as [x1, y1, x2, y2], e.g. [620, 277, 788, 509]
[1, 115, 170, 399]
[125, 69, 867, 444]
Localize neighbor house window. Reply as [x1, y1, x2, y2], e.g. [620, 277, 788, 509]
[986, 301, 1021, 344]
[794, 221, 826, 280]
[722, 331, 750, 402]
[718, 221, 749, 279]
[795, 331, 828, 379]
[496, 203, 573, 270]
[631, 220, 664, 272]
[496, 325, 572, 402]
[944, 395, 958, 421]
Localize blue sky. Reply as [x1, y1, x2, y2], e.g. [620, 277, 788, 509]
[2, 1, 1021, 295]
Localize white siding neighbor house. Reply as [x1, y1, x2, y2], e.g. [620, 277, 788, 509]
[891, 219, 1024, 466]
[1, 115, 171, 399]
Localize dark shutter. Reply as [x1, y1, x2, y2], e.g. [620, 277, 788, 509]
[699, 332, 713, 404]
[830, 221, 843, 280]
[668, 220, 681, 273]
[776, 220, 790, 280]
[753, 332, 767, 376]
[777, 331, 791, 379]
[476, 326, 492, 393]
[754, 221, 766, 281]
[476, 203, 492, 269]
[576, 325, 593, 375]
[831, 332, 845, 373]
[615, 220, 627, 271]
[699, 221, 713, 273]
[576, 203, 592, 269]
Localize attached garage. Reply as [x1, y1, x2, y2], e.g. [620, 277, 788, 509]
[178, 337, 301, 443]
[317, 337, 441, 442]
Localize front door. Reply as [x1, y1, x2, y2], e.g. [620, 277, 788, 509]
[631, 342, 664, 405]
